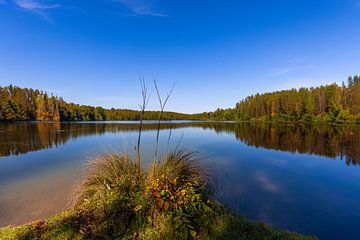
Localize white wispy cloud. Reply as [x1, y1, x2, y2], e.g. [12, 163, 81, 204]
[270, 64, 315, 76]
[14, 0, 59, 9]
[13, 0, 60, 22]
[270, 66, 297, 76]
[113, 0, 167, 17]
[288, 57, 306, 64]
[254, 171, 281, 194]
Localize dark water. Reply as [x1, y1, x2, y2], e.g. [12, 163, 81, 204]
[1, 121, 360, 239]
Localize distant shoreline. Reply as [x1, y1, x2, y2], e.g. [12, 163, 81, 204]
[1, 119, 359, 125]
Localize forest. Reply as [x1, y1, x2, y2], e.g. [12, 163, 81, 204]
[0, 85, 200, 121]
[1, 75, 360, 123]
[204, 75, 360, 123]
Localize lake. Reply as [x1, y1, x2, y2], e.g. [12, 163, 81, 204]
[1, 121, 360, 239]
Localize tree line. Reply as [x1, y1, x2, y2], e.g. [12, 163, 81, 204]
[0, 85, 200, 121]
[203, 75, 360, 123]
[2, 75, 360, 123]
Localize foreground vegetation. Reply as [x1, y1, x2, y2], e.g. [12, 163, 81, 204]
[0, 151, 316, 240]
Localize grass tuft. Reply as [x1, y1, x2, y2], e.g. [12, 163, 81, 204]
[72, 152, 140, 206]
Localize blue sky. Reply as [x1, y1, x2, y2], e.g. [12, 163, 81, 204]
[0, 0, 360, 113]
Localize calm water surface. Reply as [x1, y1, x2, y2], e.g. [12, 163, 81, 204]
[1, 121, 360, 239]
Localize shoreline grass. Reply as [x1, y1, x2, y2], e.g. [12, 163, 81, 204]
[0, 150, 317, 240]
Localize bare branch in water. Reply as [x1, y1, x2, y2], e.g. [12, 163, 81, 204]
[174, 132, 184, 153]
[136, 71, 150, 174]
[167, 126, 172, 154]
[153, 76, 175, 163]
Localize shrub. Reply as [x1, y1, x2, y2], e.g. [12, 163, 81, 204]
[145, 150, 213, 239]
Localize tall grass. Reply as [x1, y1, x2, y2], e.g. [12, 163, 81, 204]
[72, 152, 141, 206]
[69, 152, 146, 238]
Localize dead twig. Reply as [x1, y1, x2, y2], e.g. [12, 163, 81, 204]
[153, 76, 175, 163]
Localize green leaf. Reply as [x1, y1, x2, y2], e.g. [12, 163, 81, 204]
[189, 230, 197, 238]
[187, 224, 194, 229]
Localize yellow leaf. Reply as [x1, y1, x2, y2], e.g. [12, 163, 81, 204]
[133, 205, 143, 212]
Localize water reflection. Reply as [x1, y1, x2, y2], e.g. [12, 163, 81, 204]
[1, 122, 360, 165]
[1, 121, 360, 239]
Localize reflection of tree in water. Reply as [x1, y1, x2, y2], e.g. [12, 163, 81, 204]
[183, 122, 360, 165]
[1, 122, 360, 165]
[204, 123, 360, 166]
[0, 122, 196, 157]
